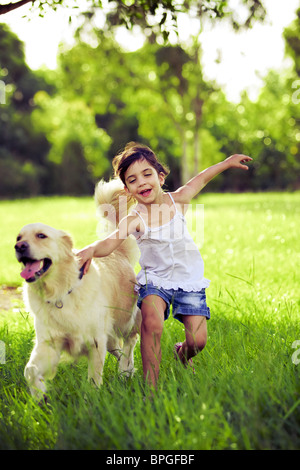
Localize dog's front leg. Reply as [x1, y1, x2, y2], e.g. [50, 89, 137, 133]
[24, 342, 60, 401]
[88, 338, 106, 387]
[119, 308, 141, 377]
[119, 331, 139, 377]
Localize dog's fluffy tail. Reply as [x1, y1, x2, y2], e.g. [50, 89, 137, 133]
[95, 178, 136, 225]
[94, 178, 139, 266]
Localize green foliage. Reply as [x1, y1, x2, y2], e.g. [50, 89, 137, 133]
[31, 91, 111, 178]
[284, 7, 300, 77]
[239, 71, 300, 190]
[0, 24, 111, 197]
[0, 0, 267, 41]
[0, 193, 299, 449]
[1, 7, 300, 197]
[202, 70, 300, 191]
[0, 23, 55, 197]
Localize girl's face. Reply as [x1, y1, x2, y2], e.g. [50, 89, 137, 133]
[124, 158, 165, 204]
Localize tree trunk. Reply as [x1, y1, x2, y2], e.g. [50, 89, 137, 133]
[193, 85, 203, 175]
[181, 132, 189, 185]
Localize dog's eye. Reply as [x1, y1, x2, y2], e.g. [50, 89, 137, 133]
[37, 233, 47, 239]
[16, 235, 21, 241]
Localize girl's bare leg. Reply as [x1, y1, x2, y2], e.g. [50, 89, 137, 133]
[178, 315, 207, 365]
[140, 295, 166, 388]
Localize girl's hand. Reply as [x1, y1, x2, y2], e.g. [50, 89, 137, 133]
[225, 154, 253, 170]
[76, 245, 95, 275]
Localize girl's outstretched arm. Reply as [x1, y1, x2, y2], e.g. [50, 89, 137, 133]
[173, 154, 253, 204]
[77, 213, 138, 274]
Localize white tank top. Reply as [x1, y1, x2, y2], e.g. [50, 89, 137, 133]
[132, 193, 210, 291]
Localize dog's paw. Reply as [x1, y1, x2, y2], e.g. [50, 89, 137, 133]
[38, 393, 50, 408]
[119, 367, 135, 379]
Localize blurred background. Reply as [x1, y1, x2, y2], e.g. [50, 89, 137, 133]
[0, 0, 299, 198]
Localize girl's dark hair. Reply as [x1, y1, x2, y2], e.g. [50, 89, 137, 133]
[112, 142, 169, 186]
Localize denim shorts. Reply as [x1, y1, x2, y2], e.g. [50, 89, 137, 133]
[136, 282, 210, 323]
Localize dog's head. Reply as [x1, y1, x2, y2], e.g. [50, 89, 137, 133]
[15, 223, 73, 283]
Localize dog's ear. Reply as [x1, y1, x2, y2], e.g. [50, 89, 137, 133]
[59, 231, 73, 254]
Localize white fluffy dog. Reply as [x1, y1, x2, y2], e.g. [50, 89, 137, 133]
[15, 179, 141, 401]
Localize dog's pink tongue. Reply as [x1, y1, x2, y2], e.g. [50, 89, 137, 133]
[21, 260, 42, 280]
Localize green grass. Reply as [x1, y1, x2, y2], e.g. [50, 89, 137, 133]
[0, 192, 299, 450]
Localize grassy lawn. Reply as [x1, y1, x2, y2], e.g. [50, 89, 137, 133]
[0, 192, 299, 450]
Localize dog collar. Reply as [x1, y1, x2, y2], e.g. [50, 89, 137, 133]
[47, 264, 85, 309]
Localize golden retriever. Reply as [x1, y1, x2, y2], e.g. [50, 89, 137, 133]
[15, 180, 141, 401]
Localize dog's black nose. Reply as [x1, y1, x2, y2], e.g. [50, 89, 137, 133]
[15, 241, 29, 254]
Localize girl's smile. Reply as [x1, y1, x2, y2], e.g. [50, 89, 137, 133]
[139, 188, 152, 198]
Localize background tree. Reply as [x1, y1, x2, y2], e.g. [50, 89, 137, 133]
[0, 23, 54, 197]
[31, 90, 111, 186]
[1, 4, 299, 197]
[284, 7, 300, 77]
[53, 30, 224, 188]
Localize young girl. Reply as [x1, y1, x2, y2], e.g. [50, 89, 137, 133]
[78, 142, 252, 388]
